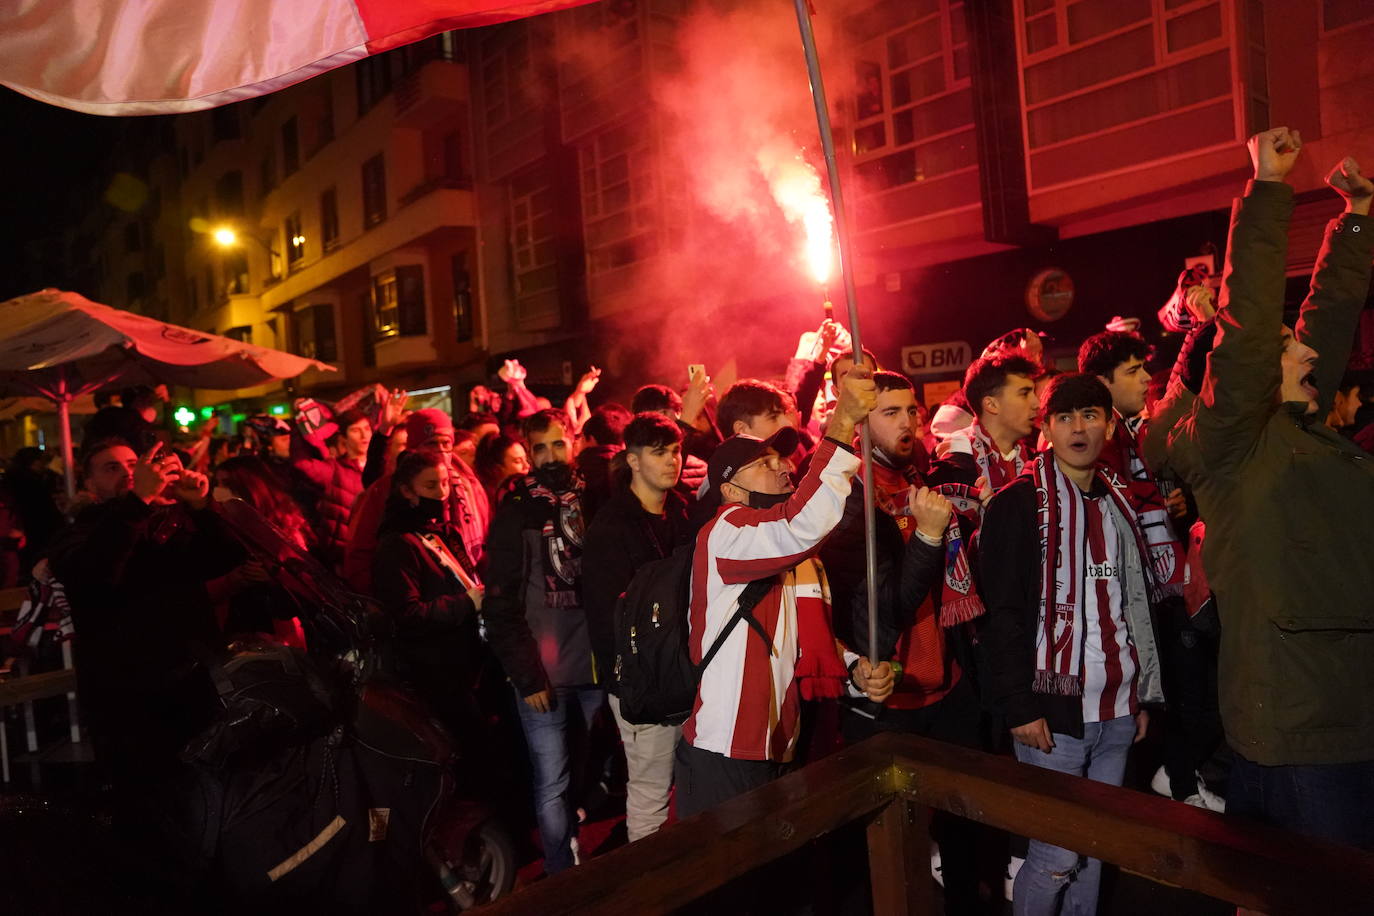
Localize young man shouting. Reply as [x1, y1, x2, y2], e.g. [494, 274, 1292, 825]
[978, 374, 1165, 915]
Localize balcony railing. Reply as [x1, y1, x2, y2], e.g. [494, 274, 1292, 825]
[483, 732, 1374, 916]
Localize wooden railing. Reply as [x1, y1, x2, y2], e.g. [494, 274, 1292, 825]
[485, 732, 1374, 916]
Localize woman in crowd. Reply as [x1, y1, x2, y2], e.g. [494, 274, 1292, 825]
[474, 433, 531, 505]
[371, 449, 485, 734]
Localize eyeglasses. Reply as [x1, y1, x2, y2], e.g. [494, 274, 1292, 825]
[738, 453, 786, 474]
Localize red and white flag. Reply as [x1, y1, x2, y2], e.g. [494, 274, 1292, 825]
[0, 0, 593, 116]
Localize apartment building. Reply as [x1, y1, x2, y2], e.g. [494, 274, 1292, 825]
[24, 0, 1374, 432]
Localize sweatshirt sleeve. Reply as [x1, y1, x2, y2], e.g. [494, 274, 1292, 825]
[709, 438, 860, 585]
[372, 536, 472, 632]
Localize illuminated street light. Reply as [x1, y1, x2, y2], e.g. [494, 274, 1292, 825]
[211, 223, 279, 257]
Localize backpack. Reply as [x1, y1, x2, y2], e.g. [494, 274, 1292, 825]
[613, 542, 773, 726]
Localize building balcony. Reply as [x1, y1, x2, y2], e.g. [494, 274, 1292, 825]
[394, 60, 470, 131]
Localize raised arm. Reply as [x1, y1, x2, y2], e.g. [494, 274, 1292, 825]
[1194, 128, 1301, 470]
[1294, 157, 1374, 416]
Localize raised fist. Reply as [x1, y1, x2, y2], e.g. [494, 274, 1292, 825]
[1248, 127, 1302, 183]
[1327, 156, 1373, 215]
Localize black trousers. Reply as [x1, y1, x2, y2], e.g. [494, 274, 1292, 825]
[673, 740, 788, 820]
[842, 675, 985, 915]
[1158, 599, 1223, 798]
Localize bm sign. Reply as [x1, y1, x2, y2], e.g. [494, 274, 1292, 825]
[901, 340, 972, 377]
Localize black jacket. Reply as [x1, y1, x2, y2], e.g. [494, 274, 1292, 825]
[819, 469, 976, 715]
[581, 485, 691, 688]
[976, 477, 1100, 739]
[482, 472, 594, 695]
[372, 500, 482, 702]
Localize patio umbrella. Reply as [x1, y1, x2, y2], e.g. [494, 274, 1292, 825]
[0, 288, 334, 498]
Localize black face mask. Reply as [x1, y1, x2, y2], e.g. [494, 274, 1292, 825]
[533, 461, 574, 492]
[414, 496, 445, 522]
[739, 488, 790, 510]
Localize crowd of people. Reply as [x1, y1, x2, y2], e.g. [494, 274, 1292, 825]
[3, 129, 1373, 913]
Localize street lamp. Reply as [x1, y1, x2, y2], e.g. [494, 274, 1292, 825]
[211, 223, 279, 257]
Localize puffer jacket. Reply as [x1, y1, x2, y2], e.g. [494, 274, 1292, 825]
[294, 453, 363, 571]
[1167, 180, 1374, 766]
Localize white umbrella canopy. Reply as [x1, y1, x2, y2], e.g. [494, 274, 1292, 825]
[0, 288, 334, 495]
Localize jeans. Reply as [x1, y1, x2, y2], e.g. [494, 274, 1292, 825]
[513, 684, 607, 874]
[1012, 715, 1136, 916]
[1227, 752, 1374, 850]
[608, 695, 681, 842]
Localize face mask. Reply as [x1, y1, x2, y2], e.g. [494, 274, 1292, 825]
[740, 488, 790, 510]
[533, 461, 574, 492]
[415, 496, 445, 522]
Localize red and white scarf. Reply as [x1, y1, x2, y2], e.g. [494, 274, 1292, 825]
[870, 457, 985, 627]
[942, 419, 1031, 490]
[1103, 413, 1185, 601]
[1028, 452, 1152, 697]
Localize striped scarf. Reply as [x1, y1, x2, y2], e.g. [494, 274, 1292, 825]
[942, 419, 1031, 490]
[1029, 452, 1151, 697]
[1107, 413, 1185, 601]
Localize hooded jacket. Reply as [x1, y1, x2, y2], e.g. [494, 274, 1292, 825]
[1167, 181, 1374, 766]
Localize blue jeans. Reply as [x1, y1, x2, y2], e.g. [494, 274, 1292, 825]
[1228, 752, 1374, 850]
[513, 685, 607, 873]
[1012, 716, 1136, 916]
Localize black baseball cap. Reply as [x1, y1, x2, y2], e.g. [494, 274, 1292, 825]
[706, 427, 801, 497]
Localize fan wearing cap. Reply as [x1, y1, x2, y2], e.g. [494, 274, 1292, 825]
[675, 366, 893, 820]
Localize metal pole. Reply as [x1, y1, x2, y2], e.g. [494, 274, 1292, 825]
[56, 376, 76, 501]
[792, 0, 881, 667]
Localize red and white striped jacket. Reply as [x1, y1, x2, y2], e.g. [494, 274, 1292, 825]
[683, 438, 860, 762]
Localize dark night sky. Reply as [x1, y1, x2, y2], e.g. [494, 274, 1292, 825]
[0, 87, 125, 301]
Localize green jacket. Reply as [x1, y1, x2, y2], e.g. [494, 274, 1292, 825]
[1169, 181, 1374, 766]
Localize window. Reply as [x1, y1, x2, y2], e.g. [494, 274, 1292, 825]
[224, 325, 253, 343]
[1323, 0, 1374, 30]
[362, 154, 387, 228]
[215, 170, 244, 217]
[285, 211, 304, 268]
[224, 250, 249, 295]
[259, 151, 275, 198]
[211, 105, 241, 141]
[281, 117, 300, 176]
[509, 170, 558, 295]
[320, 188, 340, 251]
[124, 223, 142, 253]
[294, 304, 338, 362]
[480, 25, 533, 128]
[126, 272, 146, 301]
[452, 254, 473, 342]
[356, 53, 394, 115]
[580, 123, 659, 275]
[371, 265, 426, 339]
[850, 1, 975, 193]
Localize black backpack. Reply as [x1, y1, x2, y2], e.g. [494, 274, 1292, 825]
[613, 543, 773, 726]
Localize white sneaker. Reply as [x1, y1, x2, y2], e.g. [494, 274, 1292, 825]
[1194, 776, 1226, 813]
[930, 842, 943, 887]
[1150, 764, 1173, 798]
[1004, 855, 1024, 902]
